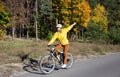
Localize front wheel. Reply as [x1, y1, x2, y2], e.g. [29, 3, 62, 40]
[38, 55, 55, 74]
[66, 52, 74, 69]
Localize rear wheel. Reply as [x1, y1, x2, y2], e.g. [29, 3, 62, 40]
[66, 52, 74, 69]
[39, 55, 55, 74]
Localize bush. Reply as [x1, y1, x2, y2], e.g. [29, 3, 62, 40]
[47, 31, 54, 40]
[84, 25, 109, 43]
[0, 30, 5, 40]
[108, 27, 120, 44]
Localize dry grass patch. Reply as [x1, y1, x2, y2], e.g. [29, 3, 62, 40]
[70, 42, 120, 59]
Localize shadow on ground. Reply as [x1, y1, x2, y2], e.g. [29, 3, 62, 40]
[19, 53, 61, 75]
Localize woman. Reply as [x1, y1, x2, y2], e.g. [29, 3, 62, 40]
[48, 22, 76, 68]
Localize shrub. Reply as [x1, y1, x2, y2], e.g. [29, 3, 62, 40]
[108, 27, 120, 44]
[0, 30, 5, 40]
[47, 31, 54, 40]
[85, 24, 109, 43]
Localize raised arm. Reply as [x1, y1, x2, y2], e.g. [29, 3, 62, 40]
[65, 22, 76, 32]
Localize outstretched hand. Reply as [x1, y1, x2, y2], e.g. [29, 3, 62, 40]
[73, 22, 76, 25]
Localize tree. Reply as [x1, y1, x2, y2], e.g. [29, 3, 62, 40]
[84, 4, 109, 43]
[90, 4, 108, 32]
[24, 0, 32, 39]
[4, 0, 32, 39]
[52, 0, 91, 28]
[38, 0, 54, 39]
[0, 0, 10, 40]
[108, 26, 120, 44]
[77, 0, 91, 28]
[35, 0, 38, 40]
[88, 0, 99, 9]
[100, 0, 120, 28]
[4, 0, 18, 39]
[52, 0, 63, 24]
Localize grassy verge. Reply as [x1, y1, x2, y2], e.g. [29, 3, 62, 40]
[70, 41, 120, 59]
[0, 39, 120, 64]
[0, 39, 48, 65]
[0, 38, 120, 77]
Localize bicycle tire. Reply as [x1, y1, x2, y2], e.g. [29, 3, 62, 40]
[39, 55, 55, 74]
[66, 52, 74, 69]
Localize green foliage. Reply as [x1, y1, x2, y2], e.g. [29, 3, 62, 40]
[39, 0, 54, 19]
[47, 31, 53, 40]
[0, 11, 10, 28]
[85, 22, 120, 44]
[0, 0, 10, 40]
[0, 0, 10, 29]
[108, 27, 120, 44]
[100, 0, 120, 28]
[85, 21, 109, 43]
[38, 24, 48, 39]
[88, 0, 99, 9]
[0, 30, 5, 40]
[37, 0, 54, 39]
[83, 4, 109, 43]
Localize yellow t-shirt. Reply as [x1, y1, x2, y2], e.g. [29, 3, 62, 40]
[48, 24, 75, 45]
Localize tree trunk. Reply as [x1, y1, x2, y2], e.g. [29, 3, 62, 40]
[27, 29, 29, 39]
[35, 0, 38, 41]
[19, 24, 21, 38]
[12, 17, 15, 40]
[12, 26, 15, 40]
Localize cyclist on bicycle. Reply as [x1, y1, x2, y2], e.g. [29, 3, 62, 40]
[48, 22, 76, 68]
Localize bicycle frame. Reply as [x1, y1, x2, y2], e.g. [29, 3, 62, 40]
[48, 48, 62, 62]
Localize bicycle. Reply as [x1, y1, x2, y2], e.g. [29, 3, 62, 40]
[38, 44, 74, 74]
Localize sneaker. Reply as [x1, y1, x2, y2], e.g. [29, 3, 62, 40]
[61, 64, 66, 68]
